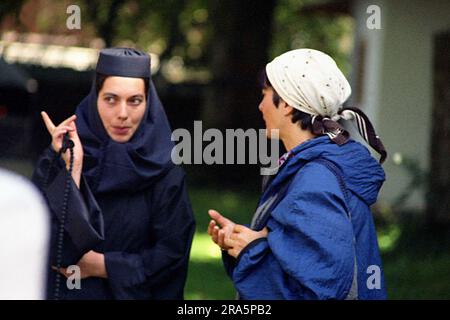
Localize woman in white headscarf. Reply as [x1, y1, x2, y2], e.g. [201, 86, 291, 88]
[208, 49, 387, 299]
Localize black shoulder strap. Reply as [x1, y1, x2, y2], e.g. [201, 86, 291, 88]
[251, 176, 294, 230]
[313, 158, 358, 300]
[252, 157, 359, 299]
[313, 159, 351, 217]
[252, 158, 348, 230]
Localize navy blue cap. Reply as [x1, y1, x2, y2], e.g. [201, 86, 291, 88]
[96, 48, 151, 78]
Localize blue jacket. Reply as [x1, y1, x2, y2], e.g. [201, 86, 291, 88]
[224, 135, 387, 299]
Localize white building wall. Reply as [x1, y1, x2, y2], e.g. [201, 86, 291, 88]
[351, 0, 450, 210]
[351, 0, 386, 128]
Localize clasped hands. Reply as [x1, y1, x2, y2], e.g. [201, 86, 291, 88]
[208, 209, 268, 258]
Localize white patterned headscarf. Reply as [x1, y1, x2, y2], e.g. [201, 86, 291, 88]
[266, 48, 386, 163]
[266, 48, 351, 118]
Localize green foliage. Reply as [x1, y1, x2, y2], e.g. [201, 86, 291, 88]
[391, 154, 428, 210]
[383, 253, 450, 299]
[377, 215, 450, 299]
[271, 0, 354, 75]
[0, 0, 26, 21]
[188, 186, 259, 228]
[2, 0, 353, 71]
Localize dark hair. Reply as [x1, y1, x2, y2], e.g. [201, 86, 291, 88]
[259, 70, 313, 132]
[95, 73, 150, 98]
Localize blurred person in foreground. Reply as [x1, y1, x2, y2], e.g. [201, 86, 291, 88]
[0, 168, 49, 299]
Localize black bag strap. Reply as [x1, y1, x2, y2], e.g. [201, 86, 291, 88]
[252, 157, 358, 299]
[252, 158, 349, 230]
[314, 158, 358, 300]
[313, 159, 351, 214]
[251, 176, 294, 230]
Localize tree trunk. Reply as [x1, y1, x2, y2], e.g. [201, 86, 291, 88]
[86, 0, 125, 47]
[203, 0, 276, 130]
[199, 0, 276, 186]
[427, 31, 450, 228]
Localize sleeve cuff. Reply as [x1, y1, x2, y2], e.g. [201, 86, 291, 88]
[104, 251, 147, 290]
[236, 237, 268, 263]
[46, 169, 104, 253]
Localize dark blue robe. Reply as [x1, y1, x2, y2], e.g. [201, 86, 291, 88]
[33, 65, 195, 299]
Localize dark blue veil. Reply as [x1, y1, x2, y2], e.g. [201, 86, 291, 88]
[75, 48, 175, 193]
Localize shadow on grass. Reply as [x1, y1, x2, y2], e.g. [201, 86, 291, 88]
[188, 186, 260, 230]
[383, 252, 450, 299]
[185, 260, 235, 300]
[382, 221, 450, 299]
[185, 186, 259, 300]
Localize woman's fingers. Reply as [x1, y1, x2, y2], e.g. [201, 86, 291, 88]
[51, 265, 69, 278]
[208, 209, 228, 227]
[67, 122, 81, 147]
[227, 248, 238, 258]
[59, 268, 68, 278]
[60, 114, 77, 127]
[41, 111, 77, 135]
[233, 224, 246, 233]
[41, 111, 55, 133]
[218, 229, 227, 248]
[212, 226, 219, 243]
[68, 120, 78, 135]
[208, 220, 220, 244]
[208, 214, 241, 250]
[52, 126, 74, 145]
[42, 111, 77, 153]
[53, 126, 74, 136]
[207, 220, 216, 235]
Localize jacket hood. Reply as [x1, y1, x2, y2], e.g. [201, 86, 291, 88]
[264, 136, 385, 206]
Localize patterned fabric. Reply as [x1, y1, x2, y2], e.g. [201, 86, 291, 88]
[266, 49, 387, 163]
[278, 150, 293, 166]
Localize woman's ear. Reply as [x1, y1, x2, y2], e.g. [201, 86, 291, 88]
[282, 104, 295, 116]
[277, 99, 294, 116]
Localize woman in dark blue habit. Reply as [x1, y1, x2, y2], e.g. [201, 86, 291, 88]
[33, 48, 195, 300]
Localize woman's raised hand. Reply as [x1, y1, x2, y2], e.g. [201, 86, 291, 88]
[41, 111, 83, 187]
[208, 209, 236, 251]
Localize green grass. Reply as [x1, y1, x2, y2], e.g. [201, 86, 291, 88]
[383, 252, 450, 299]
[187, 186, 260, 228]
[184, 231, 236, 299]
[184, 186, 450, 300]
[185, 187, 259, 299]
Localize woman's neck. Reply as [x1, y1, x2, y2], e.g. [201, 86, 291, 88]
[281, 125, 317, 151]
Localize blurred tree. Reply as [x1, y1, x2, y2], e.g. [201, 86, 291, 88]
[428, 31, 450, 229]
[272, 0, 353, 75]
[200, 0, 354, 130]
[0, 1, 26, 21]
[199, 0, 352, 185]
[83, 0, 126, 47]
[1, 0, 352, 82]
[202, 0, 276, 130]
[0, 0, 354, 187]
